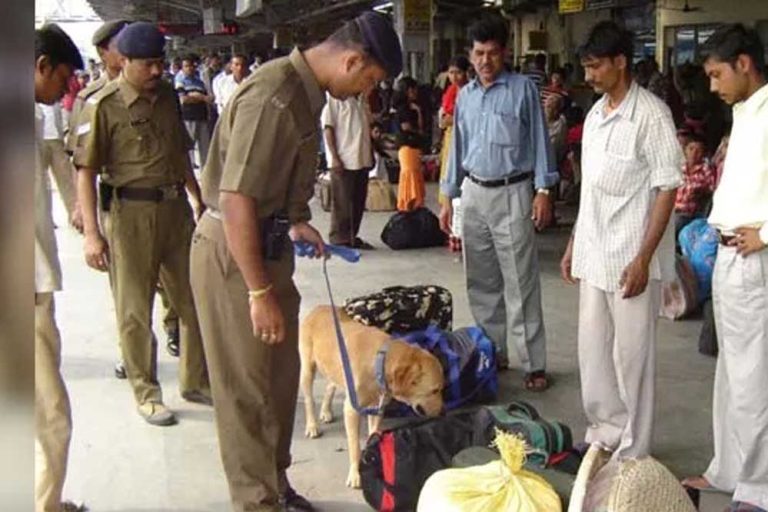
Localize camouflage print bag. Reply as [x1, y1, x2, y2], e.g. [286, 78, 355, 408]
[343, 285, 452, 334]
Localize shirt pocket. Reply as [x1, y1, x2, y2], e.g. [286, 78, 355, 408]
[593, 152, 646, 197]
[489, 110, 523, 147]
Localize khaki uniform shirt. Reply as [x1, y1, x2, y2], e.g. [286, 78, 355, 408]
[202, 48, 325, 223]
[73, 75, 192, 188]
[35, 104, 62, 293]
[66, 74, 109, 153]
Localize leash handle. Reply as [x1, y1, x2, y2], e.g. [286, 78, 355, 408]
[294, 241, 360, 263]
[321, 257, 380, 416]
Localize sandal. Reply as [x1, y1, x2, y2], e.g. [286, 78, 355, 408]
[524, 370, 549, 392]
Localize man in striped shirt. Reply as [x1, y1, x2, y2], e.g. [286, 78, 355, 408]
[560, 21, 682, 461]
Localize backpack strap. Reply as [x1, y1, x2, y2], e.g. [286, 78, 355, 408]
[374, 340, 391, 393]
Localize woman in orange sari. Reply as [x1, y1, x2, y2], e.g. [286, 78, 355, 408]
[396, 77, 426, 211]
[438, 56, 470, 206]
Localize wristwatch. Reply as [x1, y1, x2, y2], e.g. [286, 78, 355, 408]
[536, 188, 550, 196]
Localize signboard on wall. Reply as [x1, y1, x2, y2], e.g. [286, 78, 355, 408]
[586, 0, 616, 9]
[559, 0, 585, 13]
[404, 0, 431, 33]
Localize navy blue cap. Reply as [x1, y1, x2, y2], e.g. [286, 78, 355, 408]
[116, 22, 165, 59]
[355, 11, 402, 78]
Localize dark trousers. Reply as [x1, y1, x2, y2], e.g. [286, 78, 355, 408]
[329, 169, 369, 245]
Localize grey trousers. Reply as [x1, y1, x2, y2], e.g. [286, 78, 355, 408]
[184, 120, 210, 172]
[461, 179, 546, 372]
[704, 246, 768, 509]
[578, 280, 660, 460]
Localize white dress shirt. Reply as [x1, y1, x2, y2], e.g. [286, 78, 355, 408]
[38, 102, 64, 141]
[708, 83, 768, 244]
[213, 72, 242, 114]
[320, 94, 373, 171]
[573, 81, 683, 292]
[35, 103, 62, 293]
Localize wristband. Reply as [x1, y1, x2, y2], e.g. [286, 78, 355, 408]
[248, 284, 273, 302]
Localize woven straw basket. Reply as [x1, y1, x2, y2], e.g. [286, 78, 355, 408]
[568, 445, 697, 512]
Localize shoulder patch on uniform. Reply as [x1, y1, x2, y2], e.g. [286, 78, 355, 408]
[270, 95, 287, 109]
[90, 81, 120, 105]
[77, 122, 91, 136]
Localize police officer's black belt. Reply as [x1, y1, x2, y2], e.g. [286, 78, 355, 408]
[109, 183, 185, 202]
[467, 172, 532, 188]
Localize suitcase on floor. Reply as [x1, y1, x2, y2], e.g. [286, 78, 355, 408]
[317, 172, 332, 212]
[366, 178, 397, 211]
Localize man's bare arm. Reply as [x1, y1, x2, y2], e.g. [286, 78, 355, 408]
[219, 191, 269, 291]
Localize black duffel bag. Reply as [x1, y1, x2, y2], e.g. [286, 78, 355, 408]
[360, 410, 493, 512]
[381, 207, 446, 250]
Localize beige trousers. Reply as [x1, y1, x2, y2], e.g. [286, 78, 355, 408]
[189, 213, 301, 512]
[578, 280, 660, 460]
[35, 292, 72, 512]
[40, 139, 77, 220]
[704, 247, 768, 509]
[103, 197, 209, 406]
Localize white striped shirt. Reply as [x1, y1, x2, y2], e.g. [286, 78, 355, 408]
[572, 81, 683, 292]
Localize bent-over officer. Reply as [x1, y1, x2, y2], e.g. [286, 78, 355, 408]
[73, 22, 210, 426]
[189, 11, 402, 512]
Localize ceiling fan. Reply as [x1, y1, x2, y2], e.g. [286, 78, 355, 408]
[664, 0, 704, 13]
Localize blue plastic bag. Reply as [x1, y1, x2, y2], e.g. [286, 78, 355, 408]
[678, 219, 718, 302]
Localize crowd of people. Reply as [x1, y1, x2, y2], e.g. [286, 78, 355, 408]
[34, 9, 766, 512]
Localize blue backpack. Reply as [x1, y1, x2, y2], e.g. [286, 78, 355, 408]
[679, 219, 718, 302]
[393, 326, 498, 413]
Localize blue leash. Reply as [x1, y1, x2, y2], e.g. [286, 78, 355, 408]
[294, 242, 384, 416]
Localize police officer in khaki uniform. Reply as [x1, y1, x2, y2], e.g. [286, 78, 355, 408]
[68, 20, 182, 371]
[74, 22, 210, 426]
[189, 12, 402, 512]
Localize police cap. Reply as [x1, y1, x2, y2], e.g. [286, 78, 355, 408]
[92, 19, 130, 48]
[116, 22, 166, 59]
[354, 11, 403, 78]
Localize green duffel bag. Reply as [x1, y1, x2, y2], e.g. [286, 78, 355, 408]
[482, 401, 574, 467]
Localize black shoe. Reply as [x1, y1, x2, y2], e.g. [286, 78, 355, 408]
[166, 330, 180, 357]
[279, 487, 315, 512]
[181, 389, 213, 406]
[114, 361, 127, 379]
[353, 237, 375, 250]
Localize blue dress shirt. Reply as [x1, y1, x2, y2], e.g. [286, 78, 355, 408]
[442, 71, 559, 198]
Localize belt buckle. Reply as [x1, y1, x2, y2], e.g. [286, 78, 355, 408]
[159, 184, 180, 200]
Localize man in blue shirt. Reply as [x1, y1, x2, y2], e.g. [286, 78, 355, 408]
[175, 55, 213, 172]
[440, 16, 559, 391]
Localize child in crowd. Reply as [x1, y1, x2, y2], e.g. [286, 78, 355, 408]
[674, 134, 717, 238]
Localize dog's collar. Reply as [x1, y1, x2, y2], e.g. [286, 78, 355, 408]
[374, 340, 391, 394]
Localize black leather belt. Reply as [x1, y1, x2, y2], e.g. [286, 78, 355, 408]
[113, 183, 185, 202]
[467, 172, 533, 188]
[717, 230, 737, 246]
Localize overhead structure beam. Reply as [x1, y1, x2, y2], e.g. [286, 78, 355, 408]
[280, 0, 369, 25]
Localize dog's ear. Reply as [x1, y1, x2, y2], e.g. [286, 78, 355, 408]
[390, 360, 422, 395]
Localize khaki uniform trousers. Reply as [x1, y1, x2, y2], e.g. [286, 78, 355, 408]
[704, 247, 768, 509]
[40, 139, 77, 220]
[190, 213, 301, 512]
[35, 292, 72, 512]
[103, 197, 208, 406]
[577, 280, 660, 460]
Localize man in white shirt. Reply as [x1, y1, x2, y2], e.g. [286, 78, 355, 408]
[35, 23, 84, 512]
[321, 93, 375, 249]
[214, 54, 250, 115]
[38, 101, 80, 230]
[682, 24, 768, 512]
[560, 21, 682, 460]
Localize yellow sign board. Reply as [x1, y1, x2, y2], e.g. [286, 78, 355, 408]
[559, 0, 585, 13]
[404, 0, 431, 33]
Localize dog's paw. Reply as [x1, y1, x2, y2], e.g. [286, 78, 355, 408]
[319, 409, 334, 424]
[346, 468, 361, 489]
[304, 424, 322, 439]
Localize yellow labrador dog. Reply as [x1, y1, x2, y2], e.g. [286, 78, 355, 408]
[300, 306, 445, 488]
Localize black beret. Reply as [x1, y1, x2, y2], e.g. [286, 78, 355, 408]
[116, 22, 166, 59]
[92, 19, 130, 48]
[355, 11, 403, 78]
